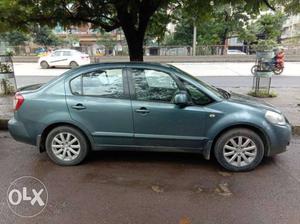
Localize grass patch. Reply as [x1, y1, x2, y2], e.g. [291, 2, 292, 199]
[248, 90, 277, 98]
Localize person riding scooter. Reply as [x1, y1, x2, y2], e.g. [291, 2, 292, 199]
[274, 48, 285, 69]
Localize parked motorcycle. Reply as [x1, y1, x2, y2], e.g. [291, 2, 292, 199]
[251, 60, 284, 75]
[251, 49, 285, 75]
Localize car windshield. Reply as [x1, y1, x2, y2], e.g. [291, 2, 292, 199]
[169, 65, 230, 99]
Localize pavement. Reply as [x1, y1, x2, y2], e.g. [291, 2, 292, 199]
[0, 131, 300, 223]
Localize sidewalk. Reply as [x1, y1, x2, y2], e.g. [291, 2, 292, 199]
[0, 88, 299, 134]
[0, 96, 13, 129]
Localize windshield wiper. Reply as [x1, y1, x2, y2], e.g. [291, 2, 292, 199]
[216, 88, 231, 99]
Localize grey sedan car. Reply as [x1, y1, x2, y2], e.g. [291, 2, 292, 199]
[9, 62, 292, 171]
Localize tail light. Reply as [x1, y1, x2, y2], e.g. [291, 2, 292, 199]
[13, 92, 24, 111]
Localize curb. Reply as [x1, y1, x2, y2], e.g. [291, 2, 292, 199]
[1, 118, 299, 136]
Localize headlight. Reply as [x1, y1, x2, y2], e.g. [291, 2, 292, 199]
[265, 111, 286, 125]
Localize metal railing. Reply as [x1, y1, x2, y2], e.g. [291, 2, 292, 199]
[2, 44, 300, 57]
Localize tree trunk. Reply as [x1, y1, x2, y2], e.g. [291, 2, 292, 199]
[122, 28, 145, 61]
[221, 28, 228, 55]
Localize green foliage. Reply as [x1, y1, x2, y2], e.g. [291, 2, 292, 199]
[0, 0, 296, 60]
[254, 39, 278, 51]
[145, 7, 173, 45]
[239, 12, 286, 44]
[31, 26, 62, 46]
[248, 90, 277, 98]
[0, 31, 28, 46]
[164, 21, 193, 45]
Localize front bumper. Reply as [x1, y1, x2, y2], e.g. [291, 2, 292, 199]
[267, 123, 292, 156]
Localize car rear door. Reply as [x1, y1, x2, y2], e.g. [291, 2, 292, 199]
[127, 66, 210, 149]
[65, 66, 134, 146]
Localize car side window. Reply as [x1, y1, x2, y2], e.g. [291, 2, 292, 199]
[132, 69, 179, 103]
[52, 51, 61, 57]
[70, 69, 125, 98]
[180, 79, 213, 105]
[62, 51, 72, 56]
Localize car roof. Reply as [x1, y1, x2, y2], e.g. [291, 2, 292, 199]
[73, 62, 172, 71]
[54, 49, 78, 52]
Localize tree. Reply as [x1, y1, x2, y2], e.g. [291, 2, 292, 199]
[0, 0, 291, 61]
[0, 31, 28, 46]
[164, 21, 193, 46]
[239, 12, 286, 44]
[31, 25, 62, 46]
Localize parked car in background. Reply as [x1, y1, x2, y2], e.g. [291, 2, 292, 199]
[8, 62, 291, 171]
[34, 47, 47, 57]
[227, 49, 247, 55]
[38, 49, 90, 69]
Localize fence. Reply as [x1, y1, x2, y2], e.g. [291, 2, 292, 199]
[2, 45, 300, 57]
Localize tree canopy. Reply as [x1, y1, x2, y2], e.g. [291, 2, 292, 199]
[0, 0, 298, 60]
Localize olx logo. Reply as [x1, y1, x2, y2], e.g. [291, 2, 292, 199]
[7, 176, 48, 218]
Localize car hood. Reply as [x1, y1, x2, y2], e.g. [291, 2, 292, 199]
[228, 92, 281, 113]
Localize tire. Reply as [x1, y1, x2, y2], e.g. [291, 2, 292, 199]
[251, 65, 258, 75]
[273, 67, 283, 75]
[40, 61, 49, 69]
[214, 128, 264, 172]
[70, 61, 79, 69]
[45, 126, 89, 166]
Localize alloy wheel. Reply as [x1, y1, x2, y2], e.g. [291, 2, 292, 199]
[51, 132, 81, 162]
[223, 136, 257, 167]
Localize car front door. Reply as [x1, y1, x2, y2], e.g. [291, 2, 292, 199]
[66, 67, 134, 146]
[128, 67, 211, 149]
[49, 51, 63, 66]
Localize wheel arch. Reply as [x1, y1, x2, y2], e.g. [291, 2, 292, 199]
[209, 124, 270, 159]
[38, 122, 94, 153]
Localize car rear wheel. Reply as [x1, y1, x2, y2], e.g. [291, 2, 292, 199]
[214, 128, 264, 172]
[70, 61, 79, 69]
[45, 126, 89, 166]
[40, 61, 49, 69]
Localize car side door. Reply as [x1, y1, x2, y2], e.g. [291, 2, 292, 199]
[49, 51, 63, 66]
[66, 67, 134, 147]
[127, 67, 211, 149]
[60, 51, 72, 66]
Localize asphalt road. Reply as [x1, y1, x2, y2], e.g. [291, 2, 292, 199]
[0, 131, 300, 224]
[15, 75, 300, 89]
[11, 62, 300, 88]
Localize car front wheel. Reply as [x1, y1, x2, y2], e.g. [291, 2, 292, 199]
[45, 126, 89, 166]
[214, 128, 264, 172]
[40, 61, 49, 69]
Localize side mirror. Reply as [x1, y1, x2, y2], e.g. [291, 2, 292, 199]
[174, 91, 189, 107]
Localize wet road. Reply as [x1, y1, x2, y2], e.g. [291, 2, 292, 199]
[0, 131, 300, 224]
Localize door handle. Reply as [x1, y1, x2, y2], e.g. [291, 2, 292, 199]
[135, 107, 150, 114]
[71, 104, 86, 110]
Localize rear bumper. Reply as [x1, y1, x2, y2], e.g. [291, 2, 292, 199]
[8, 117, 36, 146]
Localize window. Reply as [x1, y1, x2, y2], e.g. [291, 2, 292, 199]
[70, 69, 124, 98]
[181, 79, 212, 105]
[132, 69, 179, 102]
[52, 51, 62, 57]
[62, 51, 72, 56]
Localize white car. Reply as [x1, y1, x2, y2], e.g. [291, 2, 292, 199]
[227, 49, 247, 55]
[38, 49, 91, 69]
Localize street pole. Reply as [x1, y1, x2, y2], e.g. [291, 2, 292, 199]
[193, 22, 197, 56]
